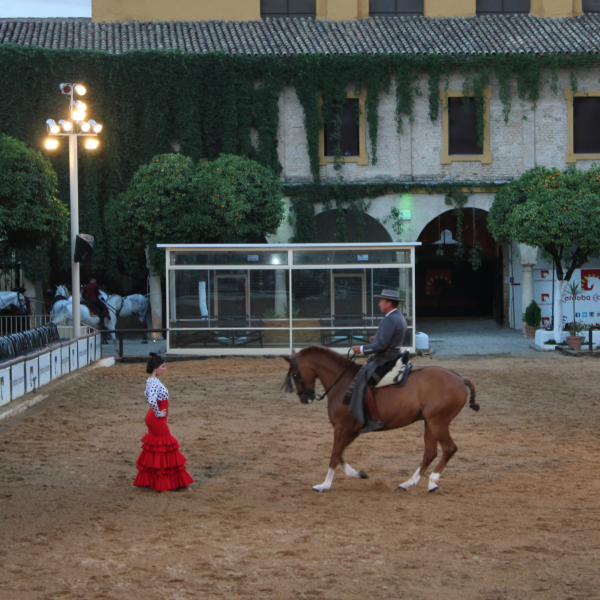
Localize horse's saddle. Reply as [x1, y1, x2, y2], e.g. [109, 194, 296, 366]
[375, 351, 412, 388]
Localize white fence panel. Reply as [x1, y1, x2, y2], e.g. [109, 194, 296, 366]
[77, 340, 88, 367]
[88, 337, 96, 365]
[61, 346, 70, 376]
[39, 353, 51, 387]
[11, 363, 25, 399]
[69, 343, 77, 371]
[0, 367, 10, 407]
[25, 358, 39, 394]
[51, 349, 61, 380]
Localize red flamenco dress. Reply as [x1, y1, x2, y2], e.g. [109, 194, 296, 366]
[134, 379, 194, 491]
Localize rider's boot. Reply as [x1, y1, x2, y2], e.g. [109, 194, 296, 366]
[360, 386, 385, 434]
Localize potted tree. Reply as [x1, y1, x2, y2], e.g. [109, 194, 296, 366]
[523, 300, 542, 339]
[565, 282, 585, 351]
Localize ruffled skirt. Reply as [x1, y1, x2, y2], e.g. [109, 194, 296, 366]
[133, 402, 194, 491]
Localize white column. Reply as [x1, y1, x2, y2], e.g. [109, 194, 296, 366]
[69, 134, 80, 338]
[519, 243, 538, 332]
[275, 269, 287, 317]
[146, 247, 163, 341]
[23, 277, 37, 328]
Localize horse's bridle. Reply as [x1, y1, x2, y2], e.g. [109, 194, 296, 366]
[288, 352, 357, 404]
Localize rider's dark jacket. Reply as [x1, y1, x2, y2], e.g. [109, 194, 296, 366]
[348, 308, 408, 425]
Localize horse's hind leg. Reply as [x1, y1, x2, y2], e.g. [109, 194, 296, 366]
[427, 423, 457, 493]
[341, 432, 368, 480]
[313, 427, 355, 492]
[398, 423, 437, 491]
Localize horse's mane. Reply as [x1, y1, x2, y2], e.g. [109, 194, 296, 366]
[281, 345, 361, 393]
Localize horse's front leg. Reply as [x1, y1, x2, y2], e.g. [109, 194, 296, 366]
[313, 426, 355, 492]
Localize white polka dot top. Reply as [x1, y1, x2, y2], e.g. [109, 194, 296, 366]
[145, 377, 169, 418]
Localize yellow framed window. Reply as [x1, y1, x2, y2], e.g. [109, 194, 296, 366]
[565, 89, 600, 163]
[319, 89, 369, 166]
[440, 88, 492, 165]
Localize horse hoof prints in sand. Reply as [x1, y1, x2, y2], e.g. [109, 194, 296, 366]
[283, 346, 479, 494]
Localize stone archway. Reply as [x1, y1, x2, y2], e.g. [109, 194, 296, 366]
[314, 209, 393, 243]
[415, 208, 504, 321]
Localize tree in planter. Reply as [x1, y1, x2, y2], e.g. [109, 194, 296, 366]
[106, 153, 285, 327]
[523, 300, 542, 328]
[488, 165, 600, 343]
[0, 135, 69, 279]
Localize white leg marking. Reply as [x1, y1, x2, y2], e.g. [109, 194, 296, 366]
[342, 462, 360, 478]
[428, 472, 441, 492]
[398, 467, 421, 491]
[313, 468, 335, 492]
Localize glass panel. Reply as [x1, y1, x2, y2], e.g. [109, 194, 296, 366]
[292, 269, 331, 319]
[171, 251, 287, 266]
[476, 0, 504, 13]
[334, 274, 365, 316]
[293, 250, 409, 265]
[448, 97, 483, 156]
[477, 0, 529, 13]
[370, 0, 423, 15]
[170, 269, 288, 325]
[583, 0, 600, 11]
[170, 327, 266, 350]
[324, 99, 360, 157]
[573, 97, 600, 154]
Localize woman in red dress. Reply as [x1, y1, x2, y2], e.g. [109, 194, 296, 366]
[134, 354, 194, 491]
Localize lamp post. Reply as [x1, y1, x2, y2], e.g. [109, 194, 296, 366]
[45, 83, 102, 338]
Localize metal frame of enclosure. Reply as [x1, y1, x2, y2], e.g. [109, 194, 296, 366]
[159, 243, 419, 356]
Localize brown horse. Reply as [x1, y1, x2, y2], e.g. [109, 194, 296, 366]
[283, 346, 479, 493]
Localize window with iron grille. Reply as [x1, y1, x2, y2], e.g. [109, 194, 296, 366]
[324, 100, 360, 157]
[573, 97, 600, 154]
[476, 0, 530, 14]
[261, 0, 316, 19]
[583, 0, 600, 12]
[369, 0, 424, 17]
[448, 98, 483, 156]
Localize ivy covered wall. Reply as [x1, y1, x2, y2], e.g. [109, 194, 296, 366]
[0, 43, 598, 277]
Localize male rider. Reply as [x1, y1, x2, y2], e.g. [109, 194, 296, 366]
[82, 278, 108, 329]
[349, 289, 408, 433]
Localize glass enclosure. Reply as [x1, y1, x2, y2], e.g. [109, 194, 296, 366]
[160, 243, 418, 355]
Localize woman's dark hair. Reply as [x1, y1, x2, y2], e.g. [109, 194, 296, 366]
[146, 352, 166, 374]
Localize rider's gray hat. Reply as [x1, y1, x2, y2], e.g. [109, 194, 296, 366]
[373, 289, 403, 301]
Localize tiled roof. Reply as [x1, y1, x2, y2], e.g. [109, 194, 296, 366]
[2, 15, 600, 56]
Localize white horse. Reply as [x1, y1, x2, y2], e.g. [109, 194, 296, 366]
[51, 288, 119, 349]
[0, 291, 30, 314]
[97, 291, 150, 343]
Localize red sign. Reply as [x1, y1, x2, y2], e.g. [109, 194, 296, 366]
[581, 269, 600, 291]
[426, 269, 452, 296]
[541, 293, 550, 303]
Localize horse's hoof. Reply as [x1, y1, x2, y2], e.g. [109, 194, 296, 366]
[312, 486, 325, 493]
[358, 470, 369, 479]
[428, 486, 439, 493]
[397, 485, 408, 492]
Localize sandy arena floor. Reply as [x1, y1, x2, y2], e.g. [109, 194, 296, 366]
[0, 353, 599, 600]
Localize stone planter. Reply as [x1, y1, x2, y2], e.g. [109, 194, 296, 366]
[566, 336, 584, 351]
[262, 319, 322, 344]
[525, 325, 540, 339]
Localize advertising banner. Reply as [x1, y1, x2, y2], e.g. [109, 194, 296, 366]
[70, 343, 78, 371]
[11, 362, 25, 400]
[534, 268, 600, 328]
[61, 346, 70, 376]
[95, 334, 102, 361]
[51, 349, 61, 380]
[88, 337, 96, 365]
[0, 368, 10, 407]
[39, 353, 51, 387]
[25, 358, 39, 394]
[78, 339, 88, 367]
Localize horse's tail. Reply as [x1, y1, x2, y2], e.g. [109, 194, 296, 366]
[463, 379, 479, 412]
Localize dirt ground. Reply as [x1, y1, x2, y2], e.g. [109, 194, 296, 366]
[1, 353, 600, 600]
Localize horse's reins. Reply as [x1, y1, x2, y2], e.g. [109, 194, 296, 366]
[290, 350, 357, 402]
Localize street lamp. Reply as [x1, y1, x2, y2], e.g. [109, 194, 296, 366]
[45, 83, 103, 338]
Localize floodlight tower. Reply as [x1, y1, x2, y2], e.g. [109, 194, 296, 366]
[45, 83, 103, 337]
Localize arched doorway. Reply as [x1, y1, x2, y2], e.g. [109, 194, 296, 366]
[314, 209, 393, 243]
[416, 208, 504, 321]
